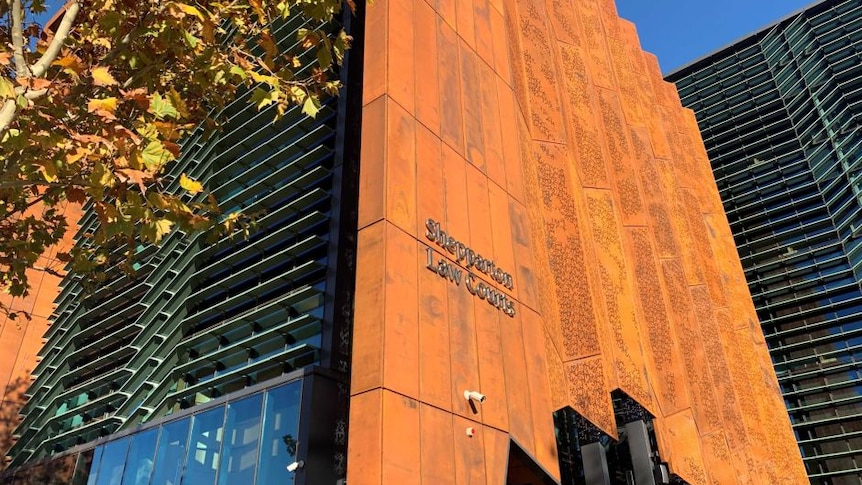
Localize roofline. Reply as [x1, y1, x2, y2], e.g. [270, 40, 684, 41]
[665, 0, 831, 80]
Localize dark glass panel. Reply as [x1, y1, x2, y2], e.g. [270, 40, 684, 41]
[256, 382, 301, 485]
[120, 428, 158, 485]
[45, 454, 78, 485]
[150, 418, 191, 485]
[71, 449, 95, 485]
[180, 407, 225, 485]
[217, 395, 263, 485]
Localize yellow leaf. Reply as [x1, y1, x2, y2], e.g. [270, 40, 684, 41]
[179, 173, 203, 194]
[175, 2, 205, 20]
[147, 219, 174, 243]
[93, 37, 112, 49]
[87, 97, 118, 115]
[66, 147, 91, 164]
[91, 66, 118, 87]
[0, 77, 14, 99]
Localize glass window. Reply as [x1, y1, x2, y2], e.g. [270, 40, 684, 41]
[256, 382, 302, 485]
[72, 450, 95, 485]
[121, 428, 158, 485]
[217, 395, 263, 485]
[85, 446, 104, 485]
[150, 418, 190, 485]
[180, 407, 225, 485]
[94, 437, 131, 485]
[44, 454, 78, 485]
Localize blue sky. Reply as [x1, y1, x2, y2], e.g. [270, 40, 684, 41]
[615, 0, 816, 75]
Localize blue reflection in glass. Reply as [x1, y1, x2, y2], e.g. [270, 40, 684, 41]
[94, 437, 131, 485]
[121, 428, 158, 485]
[150, 418, 190, 485]
[85, 446, 104, 485]
[256, 382, 301, 485]
[217, 395, 263, 485]
[180, 407, 225, 485]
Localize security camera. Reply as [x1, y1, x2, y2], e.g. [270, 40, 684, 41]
[463, 390, 486, 403]
[286, 460, 304, 473]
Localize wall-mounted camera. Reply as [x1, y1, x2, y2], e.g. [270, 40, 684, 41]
[463, 390, 486, 403]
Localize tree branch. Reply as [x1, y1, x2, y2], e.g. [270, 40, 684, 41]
[0, 0, 80, 135]
[0, 99, 16, 133]
[31, 0, 80, 78]
[9, 0, 28, 78]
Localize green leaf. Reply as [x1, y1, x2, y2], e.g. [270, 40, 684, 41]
[141, 140, 173, 171]
[35, 160, 58, 182]
[229, 65, 248, 81]
[149, 92, 179, 120]
[183, 29, 199, 48]
[250, 87, 277, 110]
[90, 162, 115, 188]
[317, 40, 333, 70]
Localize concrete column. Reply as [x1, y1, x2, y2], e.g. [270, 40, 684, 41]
[581, 442, 611, 485]
[625, 420, 656, 485]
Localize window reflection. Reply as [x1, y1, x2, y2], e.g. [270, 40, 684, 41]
[121, 428, 158, 485]
[3, 378, 307, 485]
[256, 382, 301, 485]
[94, 437, 131, 485]
[85, 446, 104, 485]
[150, 418, 190, 485]
[72, 450, 94, 485]
[217, 395, 263, 485]
[180, 407, 225, 485]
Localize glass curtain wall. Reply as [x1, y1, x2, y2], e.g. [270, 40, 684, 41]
[2, 380, 301, 485]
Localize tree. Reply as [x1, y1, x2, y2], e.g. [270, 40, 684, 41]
[0, 0, 353, 315]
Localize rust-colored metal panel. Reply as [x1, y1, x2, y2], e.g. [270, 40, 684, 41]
[361, 0, 386, 106]
[357, 95, 386, 230]
[437, 17, 465, 156]
[381, 224, 420, 397]
[420, 404, 456, 485]
[473, 0, 494, 70]
[384, 98, 417, 234]
[345, 390, 383, 485]
[349, 0, 806, 483]
[414, 0, 440, 135]
[417, 239, 453, 411]
[351, 222, 386, 395]
[386, 0, 414, 114]
[382, 391, 421, 485]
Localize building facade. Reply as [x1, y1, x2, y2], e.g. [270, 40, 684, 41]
[0, 0, 805, 484]
[666, 1, 862, 483]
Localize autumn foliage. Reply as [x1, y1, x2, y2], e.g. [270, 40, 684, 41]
[0, 0, 353, 313]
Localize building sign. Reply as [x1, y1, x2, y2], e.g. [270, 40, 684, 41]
[424, 218, 516, 317]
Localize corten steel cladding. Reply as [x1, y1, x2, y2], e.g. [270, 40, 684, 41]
[348, 0, 807, 484]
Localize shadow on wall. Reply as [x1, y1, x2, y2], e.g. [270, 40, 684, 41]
[0, 377, 28, 469]
[0, 377, 79, 483]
